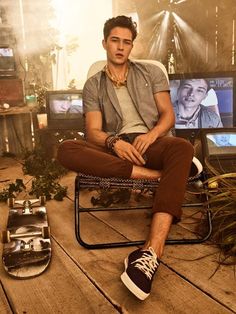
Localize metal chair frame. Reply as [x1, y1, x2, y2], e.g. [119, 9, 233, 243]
[75, 173, 212, 249]
[74, 59, 212, 249]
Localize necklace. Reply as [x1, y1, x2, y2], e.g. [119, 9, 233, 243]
[105, 65, 129, 88]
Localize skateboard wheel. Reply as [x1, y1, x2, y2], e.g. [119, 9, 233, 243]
[1, 231, 10, 243]
[7, 198, 15, 208]
[39, 195, 46, 206]
[42, 226, 50, 239]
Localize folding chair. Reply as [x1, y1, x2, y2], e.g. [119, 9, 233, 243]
[74, 60, 212, 249]
[74, 174, 212, 249]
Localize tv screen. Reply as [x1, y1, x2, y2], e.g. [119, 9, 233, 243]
[169, 72, 235, 130]
[46, 90, 84, 131]
[201, 128, 236, 157]
[0, 47, 16, 75]
[206, 132, 236, 155]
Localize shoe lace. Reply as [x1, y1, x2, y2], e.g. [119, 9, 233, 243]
[132, 247, 159, 280]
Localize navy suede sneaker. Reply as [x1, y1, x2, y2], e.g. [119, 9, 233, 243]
[120, 247, 160, 300]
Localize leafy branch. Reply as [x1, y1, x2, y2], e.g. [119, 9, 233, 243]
[0, 179, 26, 202]
[0, 148, 68, 202]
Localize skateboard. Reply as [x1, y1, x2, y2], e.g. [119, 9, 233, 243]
[1, 196, 51, 279]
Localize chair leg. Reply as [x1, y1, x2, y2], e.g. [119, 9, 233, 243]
[74, 175, 213, 249]
[75, 186, 146, 249]
[75, 190, 212, 249]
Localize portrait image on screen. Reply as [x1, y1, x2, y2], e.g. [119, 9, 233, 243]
[49, 93, 83, 118]
[46, 90, 84, 130]
[169, 73, 235, 130]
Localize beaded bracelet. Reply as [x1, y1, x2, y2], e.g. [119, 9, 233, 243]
[105, 135, 117, 151]
[105, 134, 121, 152]
[105, 134, 114, 150]
[110, 135, 121, 152]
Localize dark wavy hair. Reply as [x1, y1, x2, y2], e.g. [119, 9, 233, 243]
[103, 15, 137, 41]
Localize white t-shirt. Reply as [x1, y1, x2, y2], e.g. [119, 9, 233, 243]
[114, 85, 149, 135]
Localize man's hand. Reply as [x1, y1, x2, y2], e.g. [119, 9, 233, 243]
[113, 140, 146, 166]
[132, 132, 158, 155]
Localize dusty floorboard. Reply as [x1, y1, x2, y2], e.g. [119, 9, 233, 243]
[0, 157, 235, 314]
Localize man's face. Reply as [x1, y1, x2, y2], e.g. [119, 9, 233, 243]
[102, 27, 133, 65]
[177, 79, 208, 110]
[51, 100, 71, 113]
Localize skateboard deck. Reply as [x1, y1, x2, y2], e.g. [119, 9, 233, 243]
[1, 197, 51, 279]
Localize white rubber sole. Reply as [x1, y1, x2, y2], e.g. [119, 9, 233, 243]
[192, 156, 203, 176]
[120, 258, 149, 301]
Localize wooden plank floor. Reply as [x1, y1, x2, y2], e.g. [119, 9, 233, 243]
[0, 157, 235, 314]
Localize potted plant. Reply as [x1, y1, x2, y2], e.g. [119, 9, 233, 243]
[29, 83, 48, 128]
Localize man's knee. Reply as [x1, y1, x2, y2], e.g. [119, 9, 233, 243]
[162, 137, 194, 167]
[57, 139, 85, 164]
[174, 137, 194, 157]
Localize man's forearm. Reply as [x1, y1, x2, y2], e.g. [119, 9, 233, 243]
[153, 91, 175, 138]
[86, 129, 109, 148]
[152, 113, 175, 138]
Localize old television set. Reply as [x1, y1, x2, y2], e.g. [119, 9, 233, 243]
[169, 72, 236, 143]
[0, 47, 16, 76]
[46, 90, 84, 131]
[200, 127, 236, 173]
[201, 127, 236, 157]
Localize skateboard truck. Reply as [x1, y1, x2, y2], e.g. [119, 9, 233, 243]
[2, 226, 50, 243]
[7, 196, 46, 209]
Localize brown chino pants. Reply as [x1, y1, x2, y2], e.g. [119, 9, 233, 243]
[57, 136, 194, 221]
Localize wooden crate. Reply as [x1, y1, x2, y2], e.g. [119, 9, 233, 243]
[0, 77, 24, 106]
